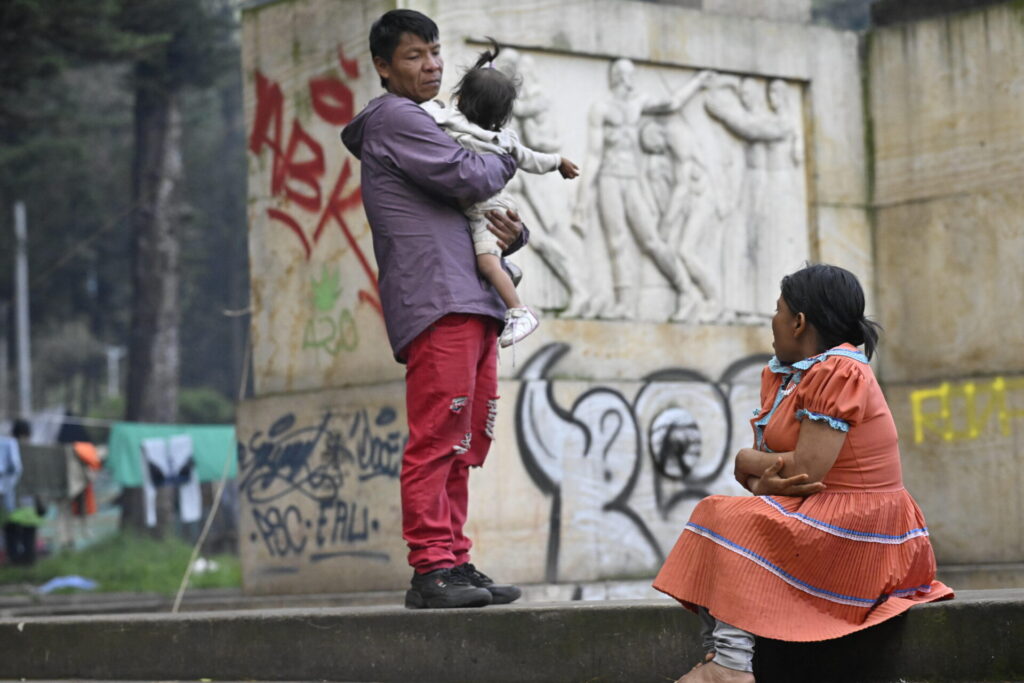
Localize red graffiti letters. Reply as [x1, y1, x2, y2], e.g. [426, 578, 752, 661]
[250, 48, 381, 317]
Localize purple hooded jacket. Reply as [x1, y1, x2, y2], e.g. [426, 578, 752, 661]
[342, 93, 524, 362]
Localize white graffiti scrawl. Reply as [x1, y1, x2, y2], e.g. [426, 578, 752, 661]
[516, 343, 766, 582]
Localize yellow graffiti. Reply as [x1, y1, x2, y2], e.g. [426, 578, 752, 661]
[910, 376, 1024, 444]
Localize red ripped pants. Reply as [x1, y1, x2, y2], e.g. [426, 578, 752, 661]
[402, 313, 499, 572]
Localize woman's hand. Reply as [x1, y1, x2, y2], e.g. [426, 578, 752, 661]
[486, 209, 524, 252]
[749, 457, 826, 497]
[734, 447, 784, 489]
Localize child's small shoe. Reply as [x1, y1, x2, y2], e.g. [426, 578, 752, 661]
[499, 306, 539, 348]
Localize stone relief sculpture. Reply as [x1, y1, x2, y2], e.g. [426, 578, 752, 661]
[704, 76, 807, 314]
[486, 50, 807, 325]
[496, 49, 592, 317]
[571, 59, 714, 320]
[640, 114, 730, 323]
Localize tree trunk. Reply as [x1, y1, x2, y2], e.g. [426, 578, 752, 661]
[123, 82, 183, 536]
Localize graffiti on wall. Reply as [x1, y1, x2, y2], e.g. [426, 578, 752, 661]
[238, 407, 405, 565]
[248, 46, 384, 340]
[516, 343, 766, 582]
[910, 375, 1024, 444]
[303, 265, 359, 355]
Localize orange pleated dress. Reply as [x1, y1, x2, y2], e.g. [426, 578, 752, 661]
[653, 344, 953, 642]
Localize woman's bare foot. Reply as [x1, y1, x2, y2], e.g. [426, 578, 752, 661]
[676, 660, 754, 683]
[687, 651, 716, 673]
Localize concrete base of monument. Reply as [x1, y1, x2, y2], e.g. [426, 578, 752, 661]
[1, 589, 1022, 682]
[3, 562, 1021, 619]
[0, 578, 666, 619]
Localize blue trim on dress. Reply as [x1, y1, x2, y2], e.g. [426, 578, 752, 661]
[761, 497, 930, 543]
[687, 523, 872, 605]
[768, 346, 868, 377]
[754, 346, 867, 451]
[753, 381, 790, 452]
[685, 522, 933, 606]
[795, 409, 850, 433]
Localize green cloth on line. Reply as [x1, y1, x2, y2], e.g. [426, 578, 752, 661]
[5, 505, 44, 527]
[107, 422, 236, 487]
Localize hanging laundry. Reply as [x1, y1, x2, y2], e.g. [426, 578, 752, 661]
[0, 436, 22, 515]
[70, 442, 102, 517]
[107, 422, 236, 487]
[141, 435, 202, 527]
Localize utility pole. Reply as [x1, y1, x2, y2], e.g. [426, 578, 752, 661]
[14, 201, 32, 417]
[106, 345, 126, 398]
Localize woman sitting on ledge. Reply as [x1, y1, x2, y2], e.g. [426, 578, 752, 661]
[654, 263, 954, 682]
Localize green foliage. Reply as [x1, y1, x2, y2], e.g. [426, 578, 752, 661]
[0, 532, 240, 594]
[0, 0, 248, 414]
[117, 0, 237, 94]
[178, 387, 235, 425]
[0, 0, 153, 126]
[87, 387, 235, 429]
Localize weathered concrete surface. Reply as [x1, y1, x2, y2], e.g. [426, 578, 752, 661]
[889, 376, 1024, 566]
[0, 590, 1020, 682]
[869, 2, 1024, 571]
[870, 3, 1024, 382]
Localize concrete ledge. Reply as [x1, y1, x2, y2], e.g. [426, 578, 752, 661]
[0, 579, 663, 618]
[0, 590, 1021, 682]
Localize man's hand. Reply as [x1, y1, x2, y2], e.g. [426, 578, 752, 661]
[749, 457, 826, 497]
[559, 157, 580, 179]
[486, 209, 525, 252]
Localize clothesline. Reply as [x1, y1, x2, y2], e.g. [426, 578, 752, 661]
[1, 414, 232, 428]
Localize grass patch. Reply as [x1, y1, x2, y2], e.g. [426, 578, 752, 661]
[0, 533, 241, 595]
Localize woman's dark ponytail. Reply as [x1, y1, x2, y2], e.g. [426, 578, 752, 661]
[857, 317, 882, 360]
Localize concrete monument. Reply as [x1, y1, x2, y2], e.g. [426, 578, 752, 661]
[238, 0, 870, 594]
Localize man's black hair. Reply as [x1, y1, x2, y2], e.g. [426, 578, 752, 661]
[780, 263, 882, 360]
[454, 39, 519, 132]
[12, 418, 30, 439]
[369, 9, 439, 89]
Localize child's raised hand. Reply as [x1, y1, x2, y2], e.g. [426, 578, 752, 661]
[558, 157, 580, 179]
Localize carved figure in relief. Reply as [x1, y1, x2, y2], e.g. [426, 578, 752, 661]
[762, 79, 808, 303]
[640, 112, 728, 323]
[673, 155, 728, 321]
[496, 48, 593, 318]
[705, 77, 804, 314]
[638, 121, 676, 217]
[572, 59, 713, 320]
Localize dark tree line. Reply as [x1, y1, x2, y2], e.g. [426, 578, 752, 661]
[0, 0, 248, 426]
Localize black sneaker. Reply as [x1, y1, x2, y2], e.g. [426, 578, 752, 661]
[454, 562, 522, 605]
[405, 568, 493, 609]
